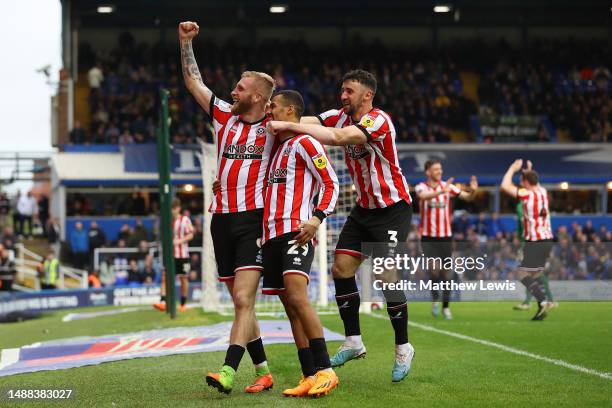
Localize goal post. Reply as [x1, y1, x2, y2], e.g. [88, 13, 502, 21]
[198, 143, 352, 314]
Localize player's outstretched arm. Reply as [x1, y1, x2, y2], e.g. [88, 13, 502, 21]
[500, 160, 522, 197]
[179, 21, 213, 115]
[267, 121, 367, 146]
[299, 116, 322, 125]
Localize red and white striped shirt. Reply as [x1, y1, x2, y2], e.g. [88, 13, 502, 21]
[209, 96, 275, 213]
[173, 215, 194, 258]
[520, 186, 553, 241]
[415, 181, 461, 238]
[318, 108, 411, 209]
[262, 135, 339, 244]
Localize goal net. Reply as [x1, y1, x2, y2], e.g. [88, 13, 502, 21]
[199, 142, 354, 315]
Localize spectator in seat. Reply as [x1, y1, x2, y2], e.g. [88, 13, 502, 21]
[127, 259, 142, 285]
[129, 219, 149, 245]
[70, 222, 89, 269]
[0, 244, 16, 291]
[141, 254, 158, 285]
[69, 120, 87, 144]
[134, 240, 149, 262]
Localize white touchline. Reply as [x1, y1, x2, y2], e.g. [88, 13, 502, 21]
[369, 313, 612, 381]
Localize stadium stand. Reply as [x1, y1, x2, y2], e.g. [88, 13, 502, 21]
[70, 36, 611, 146]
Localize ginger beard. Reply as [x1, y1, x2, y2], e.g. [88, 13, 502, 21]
[230, 95, 256, 115]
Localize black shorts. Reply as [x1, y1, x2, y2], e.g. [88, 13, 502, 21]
[420, 236, 453, 260]
[520, 239, 554, 272]
[174, 258, 190, 276]
[335, 200, 412, 259]
[210, 209, 264, 282]
[261, 232, 314, 295]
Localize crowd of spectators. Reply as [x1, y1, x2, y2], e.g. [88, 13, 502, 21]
[477, 39, 611, 142]
[70, 34, 611, 146]
[75, 33, 478, 145]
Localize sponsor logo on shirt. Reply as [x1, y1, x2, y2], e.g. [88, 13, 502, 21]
[222, 144, 265, 160]
[268, 168, 287, 184]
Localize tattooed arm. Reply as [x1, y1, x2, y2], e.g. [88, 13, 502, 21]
[178, 21, 213, 115]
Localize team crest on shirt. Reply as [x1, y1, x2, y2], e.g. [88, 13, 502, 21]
[345, 144, 370, 159]
[313, 154, 327, 169]
[359, 115, 375, 128]
[256, 127, 266, 135]
[282, 145, 293, 156]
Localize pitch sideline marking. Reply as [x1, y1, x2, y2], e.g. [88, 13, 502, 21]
[368, 313, 612, 381]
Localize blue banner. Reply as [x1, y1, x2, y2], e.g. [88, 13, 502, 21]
[0, 285, 201, 318]
[398, 147, 612, 184]
[123, 144, 202, 174]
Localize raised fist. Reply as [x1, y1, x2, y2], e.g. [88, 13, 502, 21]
[179, 21, 199, 41]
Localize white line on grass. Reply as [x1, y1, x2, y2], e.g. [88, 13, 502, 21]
[368, 313, 612, 381]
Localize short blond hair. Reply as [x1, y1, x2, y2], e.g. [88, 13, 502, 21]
[241, 71, 276, 101]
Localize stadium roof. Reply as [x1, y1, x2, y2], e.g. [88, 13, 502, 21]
[65, 0, 611, 28]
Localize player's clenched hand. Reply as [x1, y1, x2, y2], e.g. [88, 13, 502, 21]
[294, 217, 321, 246]
[510, 159, 523, 172]
[179, 21, 199, 40]
[525, 160, 533, 171]
[267, 121, 290, 135]
[212, 180, 221, 195]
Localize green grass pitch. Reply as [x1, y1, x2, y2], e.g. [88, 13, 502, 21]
[0, 302, 611, 407]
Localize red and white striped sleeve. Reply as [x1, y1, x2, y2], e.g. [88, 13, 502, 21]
[317, 109, 343, 127]
[447, 182, 461, 197]
[355, 111, 389, 142]
[415, 182, 427, 196]
[209, 95, 233, 127]
[297, 137, 339, 218]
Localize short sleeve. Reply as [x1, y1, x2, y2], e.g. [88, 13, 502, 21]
[317, 109, 342, 127]
[518, 188, 530, 200]
[209, 95, 233, 126]
[448, 183, 462, 197]
[355, 113, 388, 142]
[414, 183, 427, 194]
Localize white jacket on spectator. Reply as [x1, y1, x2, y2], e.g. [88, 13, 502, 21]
[17, 194, 38, 216]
